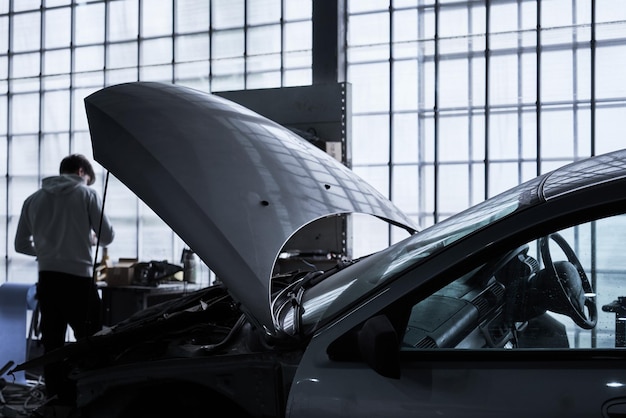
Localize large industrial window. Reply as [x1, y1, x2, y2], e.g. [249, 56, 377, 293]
[1, 0, 312, 285]
[2, 0, 626, 285]
[346, 0, 626, 255]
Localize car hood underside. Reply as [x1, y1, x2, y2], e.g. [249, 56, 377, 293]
[84, 82, 418, 333]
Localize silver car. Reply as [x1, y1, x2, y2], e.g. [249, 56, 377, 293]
[15, 82, 626, 418]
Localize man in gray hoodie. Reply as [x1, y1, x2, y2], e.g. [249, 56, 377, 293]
[14, 153, 115, 403]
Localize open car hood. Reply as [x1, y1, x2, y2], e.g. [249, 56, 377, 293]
[84, 82, 418, 334]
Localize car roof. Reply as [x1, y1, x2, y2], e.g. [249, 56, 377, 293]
[541, 149, 626, 200]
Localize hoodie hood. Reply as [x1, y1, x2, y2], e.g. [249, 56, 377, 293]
[42, 174, 85, 195]
[84, 82, 418, 334]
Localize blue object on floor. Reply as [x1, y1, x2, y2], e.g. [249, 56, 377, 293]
[0, 283, 36, 384]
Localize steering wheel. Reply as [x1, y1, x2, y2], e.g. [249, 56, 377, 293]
[539, 233, 597, 329]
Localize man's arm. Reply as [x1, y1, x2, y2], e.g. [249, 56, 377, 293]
[89, 192, 115, 247]
[14, 204, 36, 256]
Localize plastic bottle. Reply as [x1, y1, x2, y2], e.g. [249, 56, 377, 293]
[101, 247, 110, 266]
[181, 248, 197, 284]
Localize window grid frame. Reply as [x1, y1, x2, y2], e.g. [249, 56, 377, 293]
[0, 0, 313, 284]
[345, 0, 613, 239]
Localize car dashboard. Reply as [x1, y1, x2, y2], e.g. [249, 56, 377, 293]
[402, 244, 568, 350]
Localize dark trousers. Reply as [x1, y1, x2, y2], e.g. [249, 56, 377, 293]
[37, 271, 102, 402]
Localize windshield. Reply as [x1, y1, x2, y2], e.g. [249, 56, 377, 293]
[277, 176, 543, 336]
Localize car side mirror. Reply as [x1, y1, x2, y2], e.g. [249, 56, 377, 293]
[358, 315, 401, 379]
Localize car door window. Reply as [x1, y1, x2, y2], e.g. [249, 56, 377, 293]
[401, 214, 626, 350]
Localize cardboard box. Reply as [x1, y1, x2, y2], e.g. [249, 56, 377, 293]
[105, 259, 138, 287]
